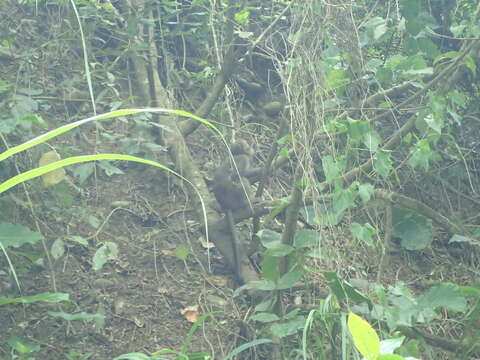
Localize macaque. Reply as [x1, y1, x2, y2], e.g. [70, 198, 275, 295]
[212, 140, 257, 284]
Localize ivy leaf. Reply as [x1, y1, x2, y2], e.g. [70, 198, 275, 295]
[373, 149, 392, 178]
[358, 183, 374, 203]
[408, 139, 432, 171]
[362, 130, 382, 152]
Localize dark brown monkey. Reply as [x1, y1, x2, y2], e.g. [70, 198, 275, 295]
[212, 140, 257, 284]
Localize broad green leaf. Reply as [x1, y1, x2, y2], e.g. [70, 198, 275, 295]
[393, 207, 432, 250]
[363, 130, 382, 152]
[265, 244, 294, 257]
[294, 230, 319, 248]
[92, 242, 119, 271]
[407, 139, 432, 171]
[333, 182, 358, 214]
[259, 229, 282, 248]
[247, 280, 276, 291]
[464, 55, 476, 76]
[250, 313, 280, 323]
[270, 316, 305, 338]
[347, 119, 371, 144]
[260, 255, 280, 281]
[348, 313, 380, 360]
[0, 222, 43, 248]
[350, 222, 376, 246]
[323, 272, 371, 305]
[373, 150, 392, 178]
[419, 283, 467, 313]
[322, 155, 345, 181]
[51, 238, 65, 260]
[277, 271, 302, 290]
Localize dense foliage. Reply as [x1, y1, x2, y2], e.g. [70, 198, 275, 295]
[0, 0, 479, 359]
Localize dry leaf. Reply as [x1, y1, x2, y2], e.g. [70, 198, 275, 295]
[39, 150, 66, 186]
[199, 236, 215, 249]
[133, 316, 145, 327]
[207, 275, 229, 287]
[181, 305, 200, 323]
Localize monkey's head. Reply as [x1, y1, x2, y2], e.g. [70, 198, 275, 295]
[231, 140, 254, 157]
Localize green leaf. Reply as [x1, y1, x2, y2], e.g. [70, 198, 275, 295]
[294, 230, 319, 248]
[175, 247, 190, 260]
[377, 355, 405, 360]
[0, 222, 44, 248]
[92, 242, 119, 271]
[73, 162, 95, 183]
[347, 119, 371, 143]
[7, 336, 40, 355]
[322, 155, 345, 181]
[260, 255, 280, 281]
[258, 229, 282, 248]
[348, 313, 380, 360]
[417, 37, 439, 59]
[250, 312, 280, 323]
[407, 139, 432, 171]
[393, 206, 432, 250]
[299, 205, 317, 227]
[67, 235, 89, 246]
[51, 238, 65, 260]
[247, 280, 276, 291]
[373, 150, 392, 178]
[405, 19, 424, 35]
[362, 130, 382, 152]
[400, 0, 420, 20]
[323, 272, 371, 305]
[419, 283, 467, 313]
[464, 55, 477, 76]
[376, 67, 393, 85]
[0, 292, 69, 306]
[234, 7, 251, 26]
[324, 68, 349, 93]
[270, 316, 305, 338]
[358, 183, 374, 203]
[448, 90, 467, 108]
[333, 182, 358, 214]
[98, 160, 124, 176]
[265, 244, 294, 257]
[423, 113, 443, 134]
[350, 222, 376, 246]
[277, 271, 302, 290]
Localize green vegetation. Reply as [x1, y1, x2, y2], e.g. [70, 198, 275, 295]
[0, 0, 479, 359]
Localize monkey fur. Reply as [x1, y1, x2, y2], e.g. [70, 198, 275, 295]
[212, 140, 257, 284]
